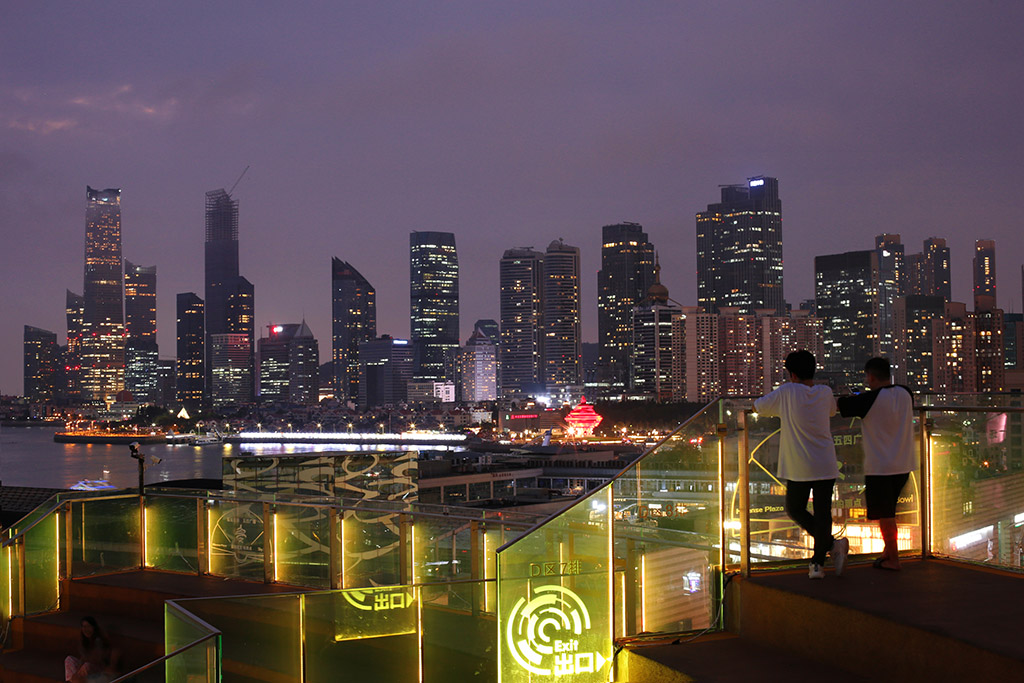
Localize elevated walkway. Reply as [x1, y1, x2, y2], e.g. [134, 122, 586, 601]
[626, 559, 1024, 682]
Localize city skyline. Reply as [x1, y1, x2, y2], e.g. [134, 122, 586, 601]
[3, 3, 1024, 393]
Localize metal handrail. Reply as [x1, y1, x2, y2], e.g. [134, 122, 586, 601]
[109, 631, 220, 682]
[0, 499, 64, 548]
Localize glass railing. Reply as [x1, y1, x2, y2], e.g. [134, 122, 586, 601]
[5, 397, 1024, 682]
[496, 400, 726, 682]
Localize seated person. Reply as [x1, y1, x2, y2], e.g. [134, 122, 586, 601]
[64, 616, 120, 683]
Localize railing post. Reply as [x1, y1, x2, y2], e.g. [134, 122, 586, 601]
[399, 513, 412, 584]
[18, 536, 27, 616]
[329, 507, 341, 590]
[197, 499, 208, 576]
[470, 520, 481, 581]
[919, 409, 932, 560]
[64, 502, 73, 583]
[717, 422, 728, 573]
[263, 503, 274, 583]
[739, 411, 751, 578]
[139, 494, 146, 571]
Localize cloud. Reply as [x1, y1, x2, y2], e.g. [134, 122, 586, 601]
[7, 118, 77, 134]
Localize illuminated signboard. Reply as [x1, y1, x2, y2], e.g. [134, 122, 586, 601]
[498, 488, 613, 682]
[748, 178, 764, 187]
[510, 414, 540, 420]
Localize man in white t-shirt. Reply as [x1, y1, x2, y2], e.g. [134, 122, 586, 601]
[837, 357, 915, 571]
[755, 350, 848, 579]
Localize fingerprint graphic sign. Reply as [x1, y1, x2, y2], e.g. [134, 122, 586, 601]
[505, 584, 609, 678]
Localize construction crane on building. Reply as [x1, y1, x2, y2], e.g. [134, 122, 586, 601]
[227, 165, 250, 197]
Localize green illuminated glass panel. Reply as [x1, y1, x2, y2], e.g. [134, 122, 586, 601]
[421, 581, 496, 683]
[342, 507, 403, 587]
[164, 602, 218, 682]
[498, 487, 613, 683]
[275, 504, 330, 588]
[612, 404, 721, 637]
[23, 511, 59, 615]
[0, 543, 12, 623]
[70, 497, 141, 576]
[208, 501, 266, 581]
[144, 497, 198, 573]
[304, 587, 419, 681]
[179, 594, 300, 681]
[929, 406, 1024, 568]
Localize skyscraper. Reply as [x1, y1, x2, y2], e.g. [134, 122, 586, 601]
[973, 239, 996, 309]
[65, 290, 84, 405]
[81, 186, 125, 404]
[934, 302, 977, 393]
[410, 231, 459, 382]
[175, 293, 205, 411]
[332, 259, 376, 402]
[124, 260, 158, 404]
[454, 328, 498, 403]
[499, 248, 545, 398]
[598, 222, 655, 393]
[542, 239, 581, 393]
[24, 326, 60, 403]
[258, 322, 320, 405]
[204, 188, 255, 407]
[696, 177, 783, 314]
[359, 337, 414, 408]
[209, 333, 252, 410]
[815, 250, 881, 387]
[894, 295, 945, 391]
[629, 261, 677, 401]
[909, 238, 952, 301]
[876, 234, 906, 359]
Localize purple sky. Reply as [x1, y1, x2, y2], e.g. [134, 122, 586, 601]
[3, 2, 1024, 394]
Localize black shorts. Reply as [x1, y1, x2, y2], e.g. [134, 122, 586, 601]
[864, 472, 910, 520]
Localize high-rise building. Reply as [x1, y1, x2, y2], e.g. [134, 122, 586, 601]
[209, 333, 253, 410]
[473, 319, 501, 346]
[973, 239, 996, 310]
[934, 302, 977, 393]
[331, 259, 376, 402]
[895, 295, 945, 391]
[876, 234, 906, 359]
[696, 177, 783, 314]
[358, 337, 414, 408]
[909, 238, 952, 301]
[815, 250, 881, 387]
[24, 326, 60, 403]
[157, 359, 176, 408]
[718, 308, 762, 397]
[81, 186, 125, 404]
[410, 231, 459, 382]
[258, 322, 320, 405]
[1006, 313, 1024, 371]
[542, 239, 581, 393]
[598, 222, 655, 393]
[124, 260, 158, 404]
[175, 293, 205, 411]
[629, 260, 677, 401]
[204, 188, 255, 406]
[759, 310, 824, 393]
[65, 290, 85, 404]
[974, 304, 1005, 392]
[499, 248, 545, 398]
[678, 307, 720, 403]
[454, 328, 498, 403]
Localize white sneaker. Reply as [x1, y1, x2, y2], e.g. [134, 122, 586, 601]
[831, 537, 850, 577]
[808, 562, 825, 579]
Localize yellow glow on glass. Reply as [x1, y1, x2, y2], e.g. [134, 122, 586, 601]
[55, 512, 61, 591]
[410, 520, 417, 584]
[299, 593, 306, 681]
[7, 546, 12, 618]
[417, 586, 424, 683]
[273, 512, 279, 582]
[339, 514, 346, 589]
[640, 553, 647, 632]
[206, 506, 213, 575]
[619, 572, 626, 639]
[142, 506, 149, 567]
[607, 487, 614, 676]
[928, 435, 935, 554]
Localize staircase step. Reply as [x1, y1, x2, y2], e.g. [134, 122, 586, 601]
[0, 649, 64, 683]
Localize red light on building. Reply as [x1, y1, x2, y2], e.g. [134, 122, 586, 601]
[564, 396, 602, 438]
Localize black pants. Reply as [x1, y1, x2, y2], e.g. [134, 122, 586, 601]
[785, 479, 835, 565]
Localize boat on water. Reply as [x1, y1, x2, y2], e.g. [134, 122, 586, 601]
[54, 431, 166, 445]
[166, 432, 224, 446]
[70, 480, 118, 491]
